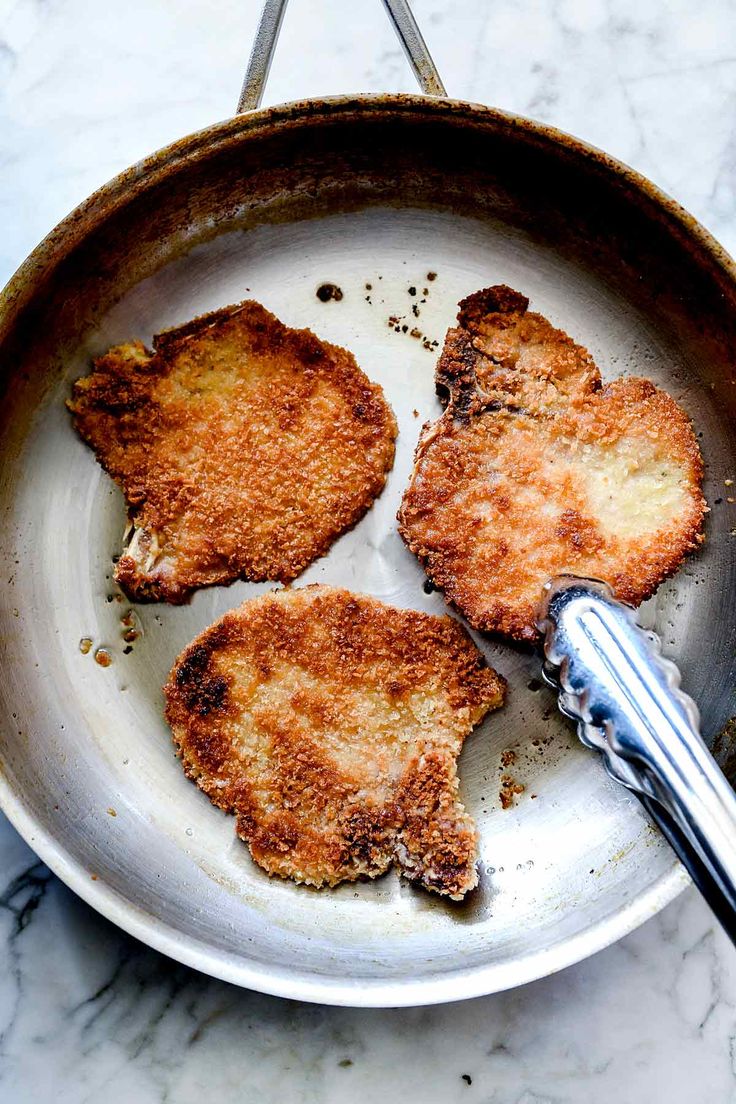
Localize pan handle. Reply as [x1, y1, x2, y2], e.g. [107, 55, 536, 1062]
[538, 576, 736, 945]
[237, 0, 446, 114]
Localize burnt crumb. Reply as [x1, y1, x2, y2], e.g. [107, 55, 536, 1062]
[316, 283, 343, 303]
[461, 1074, 472, 1086]
[123, 645, 133, 655]
[422, 287, 429, 296]
[338, 1058, 353, 1068]
[423, 579, 436, 594]
[413, 409, 419, 418]
[499, 776, 525, 808]
[527, 677, 543, 692]
[365, 283, 372, 291]
[427, 271, 437, 281]
[499, 751, 524, 807]
[408, 286, 417, 296]
[386, 315, 439, 353]
[715, 497, 723, 505]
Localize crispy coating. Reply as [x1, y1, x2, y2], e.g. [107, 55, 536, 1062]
[68, 301, 397, 602]
[435, 285, 600, 415]
[164, 586, 506, 898]
[399, 285, 706, 642]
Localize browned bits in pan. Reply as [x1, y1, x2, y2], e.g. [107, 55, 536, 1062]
[316, 282, 343, 302]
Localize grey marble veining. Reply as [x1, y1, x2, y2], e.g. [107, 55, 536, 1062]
[2, 0, 736, 1100]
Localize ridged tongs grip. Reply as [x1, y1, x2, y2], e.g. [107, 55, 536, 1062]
[539, 576, 736, 942]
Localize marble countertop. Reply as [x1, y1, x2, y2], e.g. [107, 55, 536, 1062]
[2, 0, 736, 1100]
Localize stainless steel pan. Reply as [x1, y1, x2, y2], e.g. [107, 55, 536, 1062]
[1, 0, 736, 1006]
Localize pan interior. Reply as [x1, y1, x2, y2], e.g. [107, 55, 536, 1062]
[1, 108, 735, 1002]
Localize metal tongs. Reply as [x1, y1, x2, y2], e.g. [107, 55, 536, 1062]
[539, 577, 736, 942]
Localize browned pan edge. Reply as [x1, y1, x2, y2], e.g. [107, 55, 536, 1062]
[3, 94, 736, 340]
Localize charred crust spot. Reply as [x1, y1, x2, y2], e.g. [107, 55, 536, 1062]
[175, 643, 209, 682]
[182, 673, 228, 716]
[457, 284, 529, 329]
[175, 644, 229, 715]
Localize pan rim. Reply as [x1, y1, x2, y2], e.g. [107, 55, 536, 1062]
[0, 766, 688, 1006]
[0, 91, 715, 1004]
[3, 92, 736, 330]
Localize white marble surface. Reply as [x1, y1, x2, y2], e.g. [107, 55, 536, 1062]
[2, 0, 736, 1100]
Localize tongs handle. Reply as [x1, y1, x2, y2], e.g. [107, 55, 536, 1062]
[539, 576, 736, 943]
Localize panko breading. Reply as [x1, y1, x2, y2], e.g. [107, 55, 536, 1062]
[399, 285, 706, 642]
[435, 285, 600, 415]
[68, 301, 397, 603]
[164, 586, 506, 898]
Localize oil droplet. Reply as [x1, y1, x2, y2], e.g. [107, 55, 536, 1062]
[79, 637, 93, 655]
[94, 648, 112, 667]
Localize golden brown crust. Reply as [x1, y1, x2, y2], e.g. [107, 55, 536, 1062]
[164, 585, 506, 898]
[68, 300, 397, 603]
[399, 286, 707, 642]
[435, 285, 601, 415]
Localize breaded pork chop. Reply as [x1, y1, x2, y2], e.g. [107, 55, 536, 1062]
[399, 286, 706, 642]
[164, 586, 506, 898]
[68, 301, 397, 603]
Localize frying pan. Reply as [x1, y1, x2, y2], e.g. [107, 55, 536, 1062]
[1, 0, 736, 1007]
